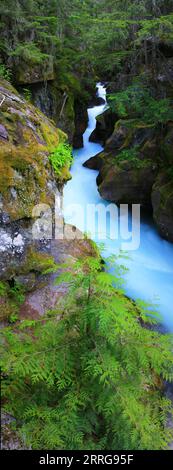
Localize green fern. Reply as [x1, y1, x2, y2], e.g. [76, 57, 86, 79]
[1, 255, 173, 450]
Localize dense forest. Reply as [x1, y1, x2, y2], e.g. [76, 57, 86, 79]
[1, 0, 173, 452]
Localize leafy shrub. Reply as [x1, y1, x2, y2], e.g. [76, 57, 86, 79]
[22, 88, 32, 102]
[0, 63, 12, 81]
[116, 146, 145, 168]
[108, 83, 173, 126]
[9, 282, 25, 305]
[49, 143, 73, 176]
[115, 146, 151, 169]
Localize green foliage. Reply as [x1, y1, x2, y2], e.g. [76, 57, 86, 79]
[0, 280, 25, 305]
[25, 249, 58, 275]
[0, 0, 173, 452]
[9, 282, 25, 305]
[116, 146, 147, 169]
[8, 312, 19, 324]
[0, 280, 25, 323]
[136, 14, 173, 46]
[22, 88, 32, 102]
[0, 281, 7, 296]
[0, 63, 12, 81]
[49, 143, 73, 176]
[1, 256, 173, 450]
[10, 43, 49, 65]
[108, 83, 173, 126]
[0, 0, 173, 84]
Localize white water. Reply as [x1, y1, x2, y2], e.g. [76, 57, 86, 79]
[64, 83, 173, 331]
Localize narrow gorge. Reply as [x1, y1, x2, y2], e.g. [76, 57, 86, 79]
[1, 0, 173, 455]
[64, 83, 173, 331]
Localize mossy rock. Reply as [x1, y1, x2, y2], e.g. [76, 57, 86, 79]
[21, 247, 57, 275]
[161, 124, 173, 165]
[0, 79, 69, 222]
[97, 160, 157, 207]
[15, 59, 55, 85]
[152, 172, 173, 241]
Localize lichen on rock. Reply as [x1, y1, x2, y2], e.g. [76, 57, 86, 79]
[0, 78, 69, 223]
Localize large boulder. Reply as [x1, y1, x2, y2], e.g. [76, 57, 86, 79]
[73, 99, 88, 148]
[15, 58, 55, 85]
[0, 79, 68, 223]
[97, 160, 157, 207]
[0, 79, 70, 283]
[161, 123, 173, 165]
[89, 108, 116, 145]
[83, 151, 105, 170]
[152, 173, 173, 242]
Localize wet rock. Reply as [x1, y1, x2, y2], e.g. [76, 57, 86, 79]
[73, 99, 88, 149]
[98, 161, 157, 207]
[105, 124, 129, 151]
[161, 123, 173, 165]
[83, 152, 104, 170]
[89, 108, 115, 145]
[93, 96, 105, 106]
[152, 173, 173, 242]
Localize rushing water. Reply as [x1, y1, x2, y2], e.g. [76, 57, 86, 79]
[64, 83, 173, 331]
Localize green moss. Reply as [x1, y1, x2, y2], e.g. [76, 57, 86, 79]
[22, 248, 57, 275]
[39, 121, 67, 151]
[65, 93, 75, 121]
[0, 281, 8, 296]
[0, 141, 52, 219]
[0, 79, 71, 221]
[156, 181, 173, 211]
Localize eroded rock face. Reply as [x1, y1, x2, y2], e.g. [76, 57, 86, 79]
[73, 99, 88, 148]
[0, 81, 100, 326]
[15, 58, 55, 85]
[84, 105, 173, 241]
[152, 173, 173, 242]
[19, 234, 98, 319]
[0, 79, 68, 224]
[105, 123, 129, 151]
[0, 79, 75, 316]
[0, 219, 36, 281]
[89, 108, 115, 145]
[97, 161, 157, 207]
[83, 151, 104, 170]
[31, 81, 76, 144]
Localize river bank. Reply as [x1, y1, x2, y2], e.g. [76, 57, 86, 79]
[64, 83, 173, 332]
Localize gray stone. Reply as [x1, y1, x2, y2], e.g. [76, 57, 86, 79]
[0, 124, 8, 140]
